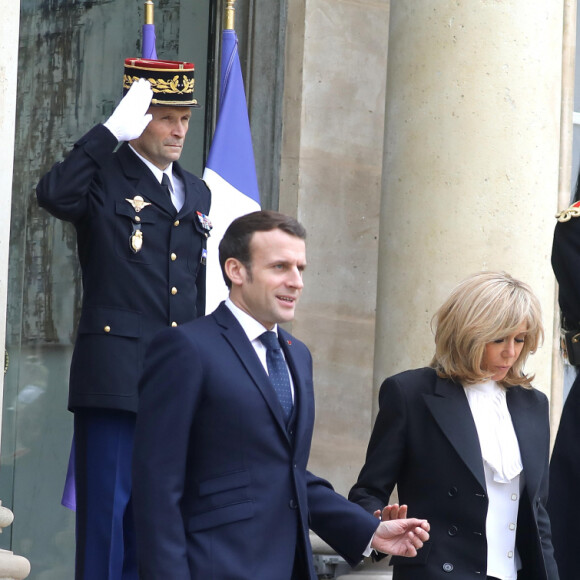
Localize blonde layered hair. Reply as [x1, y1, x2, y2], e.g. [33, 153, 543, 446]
[430, 271, 544, 388]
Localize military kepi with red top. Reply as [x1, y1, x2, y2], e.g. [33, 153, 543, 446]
[123, 58, 198, 107]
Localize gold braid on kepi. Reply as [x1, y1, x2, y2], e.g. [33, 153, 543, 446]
[123, 58, 198, 107]
[556, 200, 580, 223]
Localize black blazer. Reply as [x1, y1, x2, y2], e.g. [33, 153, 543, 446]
[349, 367, 559, 580]
[36, 124, 211, 412]
[132, 303, 380, 579]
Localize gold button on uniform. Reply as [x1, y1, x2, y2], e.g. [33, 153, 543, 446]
[174, 220, 180, 227]
[171, 321, 177, 327]
[170, 253, 177, 261]
[171, 287, 178, 295]
[104, 326, 111, 333]
[135, 216, 141, 222]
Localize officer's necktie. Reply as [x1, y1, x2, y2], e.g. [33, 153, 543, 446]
[259, 331, 293, 421]
[161, 173, 172, 199]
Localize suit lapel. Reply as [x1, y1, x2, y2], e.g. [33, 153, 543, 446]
[279, 328, 309, 446]
[423, 376, 486, 490]
[213, 305, 291, 439]
[506, 387, 545, 501]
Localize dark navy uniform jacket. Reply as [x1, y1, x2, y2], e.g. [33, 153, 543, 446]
[549, 211, 580, 580]
[36, 123, 211, 413]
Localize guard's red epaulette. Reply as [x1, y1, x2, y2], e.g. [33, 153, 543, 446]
[556, 200, 580, 222]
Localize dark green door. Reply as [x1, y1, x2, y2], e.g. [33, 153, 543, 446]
[1, 0, 212, 574]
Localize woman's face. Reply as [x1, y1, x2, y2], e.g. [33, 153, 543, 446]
[481, 322, 528, 382]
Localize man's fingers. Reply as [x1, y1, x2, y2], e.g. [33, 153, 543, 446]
[127, 80, 153, 110]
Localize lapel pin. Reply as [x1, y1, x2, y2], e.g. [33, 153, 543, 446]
[126, 195, 152, 213]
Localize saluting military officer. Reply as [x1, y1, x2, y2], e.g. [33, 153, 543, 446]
[36, 57, 211, 580]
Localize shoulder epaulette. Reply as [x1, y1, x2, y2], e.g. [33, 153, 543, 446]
[556, 201, 580, 222]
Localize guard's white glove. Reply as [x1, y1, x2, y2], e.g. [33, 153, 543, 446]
[104, 78, 153, 142]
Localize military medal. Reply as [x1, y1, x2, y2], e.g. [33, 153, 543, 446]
[130, 226, 143, 253]
[196, 211, 212, 233]
[125, 196, 151, 253]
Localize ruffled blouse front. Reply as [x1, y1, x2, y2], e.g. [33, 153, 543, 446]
[464, 380, 523, 482]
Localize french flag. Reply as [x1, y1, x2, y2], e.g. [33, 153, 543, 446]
[203, 28, 261, 313]
[141, 23, 157, 60]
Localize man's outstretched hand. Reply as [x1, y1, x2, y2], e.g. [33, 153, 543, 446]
[371, 517, 430, 557]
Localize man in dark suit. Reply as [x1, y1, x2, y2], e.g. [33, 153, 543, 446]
[36, 58, 211, 580]
[132, 210, 430, 579]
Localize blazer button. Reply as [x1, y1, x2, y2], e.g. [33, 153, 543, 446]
[442, 562, 454, 573]
[448, 486, 458, 497]
[174, 220, 180, 227]
[171, 287, 178, 295]
[104, 326, 111, 333]
[448, 525, 458, 536]
[170, 252, 177, 261]
[289, 499, 298, 509]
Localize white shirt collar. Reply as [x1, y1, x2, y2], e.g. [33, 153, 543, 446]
[224, 297, 278, 343]
[128, 144, 175, 186]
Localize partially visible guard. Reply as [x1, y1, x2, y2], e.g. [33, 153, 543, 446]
[549, 198, 580, 580]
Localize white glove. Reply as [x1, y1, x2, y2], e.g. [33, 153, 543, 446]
[104, 78, 153, 142]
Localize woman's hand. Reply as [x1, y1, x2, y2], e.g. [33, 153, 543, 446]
[373, 503, 408, 521]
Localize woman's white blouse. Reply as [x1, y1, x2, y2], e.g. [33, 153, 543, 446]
[464, 380, 523, 580]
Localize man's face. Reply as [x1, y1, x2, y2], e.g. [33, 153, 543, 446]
[130, 106, 191, 170]
[230, 229, 306, 330]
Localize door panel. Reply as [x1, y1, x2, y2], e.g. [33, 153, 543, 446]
[2, 0, 212, 574]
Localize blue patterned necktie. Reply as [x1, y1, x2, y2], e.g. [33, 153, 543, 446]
[259, 331, 293, 421]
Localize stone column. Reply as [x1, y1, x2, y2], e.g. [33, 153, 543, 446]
[281, 0, 390, 495]
[0, 2, 31, 578]
[374, 1, 563, 404]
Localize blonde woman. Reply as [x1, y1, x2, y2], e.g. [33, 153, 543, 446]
[349, 272, 559, 580]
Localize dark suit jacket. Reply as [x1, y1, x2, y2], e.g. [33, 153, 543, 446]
[349, 367, 559, 580]
[36, 124, 211, 413]
[132, 303, 379, 579]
